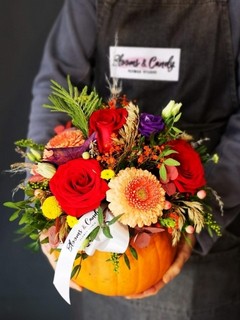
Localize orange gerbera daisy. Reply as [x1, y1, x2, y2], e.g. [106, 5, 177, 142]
[106, 167, 165, 227]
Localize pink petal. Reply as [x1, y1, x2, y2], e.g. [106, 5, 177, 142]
[166, 165, 178, 180]
[47, 226, 60, 248]
[162, 182, 177, 196]
[134, 232, 151, 248]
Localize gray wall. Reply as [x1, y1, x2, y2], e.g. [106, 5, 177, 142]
[0, 1, 77, 318]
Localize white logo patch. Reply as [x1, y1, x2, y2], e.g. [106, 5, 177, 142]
[110, 46, 181, 81]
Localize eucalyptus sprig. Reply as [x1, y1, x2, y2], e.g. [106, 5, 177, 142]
[158, 147, 180, 182]
[97, 206, 124, 239]
[43, 76, 102, 137]
[4, 199, 53, 251]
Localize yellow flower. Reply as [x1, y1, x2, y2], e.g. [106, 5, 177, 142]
[212, 153, 219, 164]
[66, 216, 78, 228]
[101, 169, 115, 180]
[42, 196, 62, 219]
[106, 167, 165, 227]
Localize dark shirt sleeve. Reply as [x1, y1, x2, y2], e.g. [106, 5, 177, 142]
[196, 0, 240, 254]
[27, 0, 97, 144]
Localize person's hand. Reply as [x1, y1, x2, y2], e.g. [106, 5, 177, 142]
[39, 232, 83, 292]
[125, 233, 196, 299]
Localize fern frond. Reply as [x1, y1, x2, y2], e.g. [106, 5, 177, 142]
[43, 76, 102, 137]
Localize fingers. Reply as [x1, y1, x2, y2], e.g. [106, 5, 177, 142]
[163, 233, 195, 284]
[126, 280, 166, 299]
[70, 280, 83, 292]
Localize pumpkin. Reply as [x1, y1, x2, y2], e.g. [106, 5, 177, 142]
[70, 231, 176, 296]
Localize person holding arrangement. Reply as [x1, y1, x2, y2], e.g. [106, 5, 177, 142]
[28, 0, 240, 319]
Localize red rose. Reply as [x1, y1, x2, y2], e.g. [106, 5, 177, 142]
[49, 158, 109, 217]
[89, 108, 128, 153]
[166, 139, 206, 194]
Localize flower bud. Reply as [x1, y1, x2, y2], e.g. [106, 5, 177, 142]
[82, 151, 90, 160]
[197, 189, 207, 199]
[36, 162, 56, 179]
[185, 225, 195, 234]
[30, 148, 42, 161]
[79, 238, 89, 250]
[164, 201, 172, 210]
[212, 153, 219, 164]
[26, 152, 36, 162]
[34, 189, 45, 199]
[162, 100, 182, 119]
[172, 102, 182, 116]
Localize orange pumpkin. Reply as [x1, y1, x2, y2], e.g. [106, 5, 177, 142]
[69, 231, 176, 296]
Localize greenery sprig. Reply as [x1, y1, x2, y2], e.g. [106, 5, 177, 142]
[15, 139, 45, 151]
[43, 75, 102, 137]
[4, 198, 53, 251]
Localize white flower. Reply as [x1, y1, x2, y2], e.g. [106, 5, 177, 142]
[162, 100, 182, 119]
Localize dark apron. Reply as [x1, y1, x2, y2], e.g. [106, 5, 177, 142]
[71, 1, 240, 319]
[94, 0, 238, 153]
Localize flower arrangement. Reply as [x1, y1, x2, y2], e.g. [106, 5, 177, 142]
[4, 76, 222, 302]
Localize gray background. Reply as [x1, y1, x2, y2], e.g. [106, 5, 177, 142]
[0, 1, 78, 318]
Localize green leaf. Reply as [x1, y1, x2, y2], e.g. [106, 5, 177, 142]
[123, 253, 130, 270]
[29, 233, 39, 241]
[27, 241, 39, 252]
[75, 253, 82, 259]
[97, 207, 104, 225]
[16, 224, 36, 235]
[40, 237, 49, 244]
[9, 210, 20, 221]
[129, 245, 138, 260]
[161, 149, 178, 157]
[173, 112, 182, 123]
[71, 264, 81, 279]
[4, 202, 21, 209]
[107, 214, 124, 226]
[81, 253, 89, 260]
[18, 214, 30, 226]
[159, 164, 167, 181]
[163, 158, 180, 166]
[102, 226, 113, 239]
[88, 226, 100, 242]
[172, 126, 182, 134]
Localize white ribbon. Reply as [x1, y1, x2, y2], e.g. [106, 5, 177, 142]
[85, 209, 129, 255]
[53, 208, 129, 304]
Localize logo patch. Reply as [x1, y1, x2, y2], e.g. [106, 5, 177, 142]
[110, 46, 181, 81]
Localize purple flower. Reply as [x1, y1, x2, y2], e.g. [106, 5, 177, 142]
[138, 113, 165, 137]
